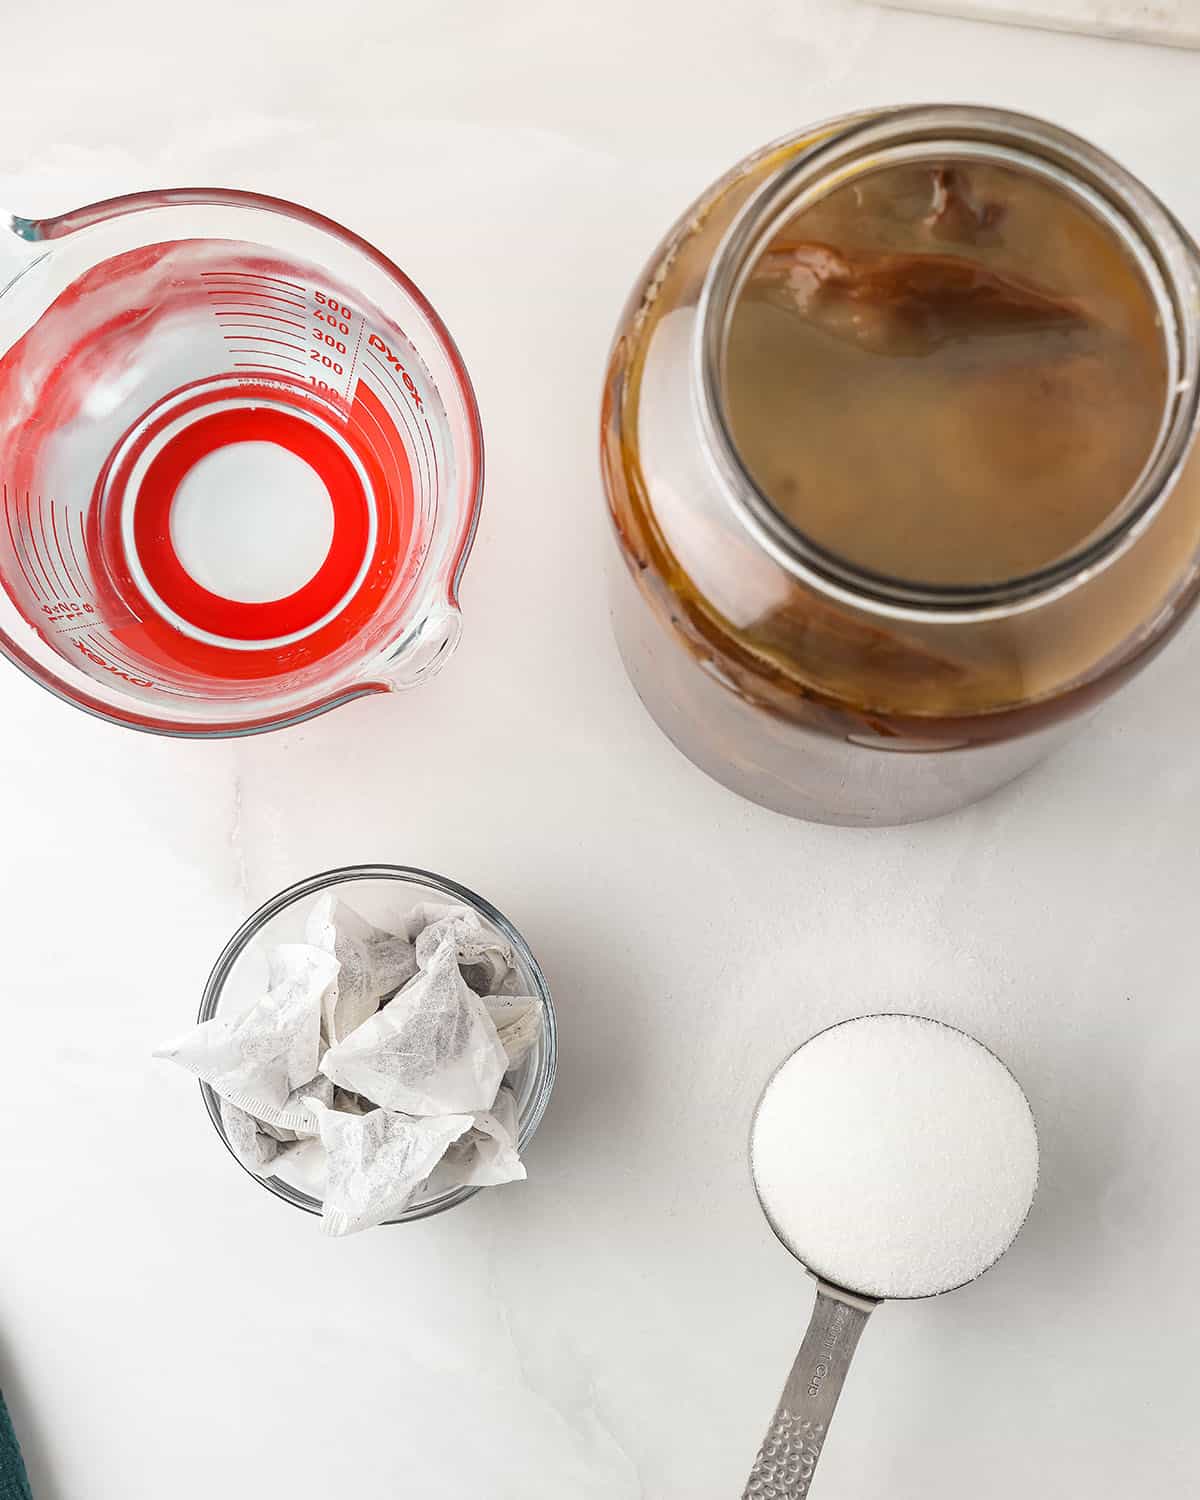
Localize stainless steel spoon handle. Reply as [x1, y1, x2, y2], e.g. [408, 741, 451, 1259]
[742, 1281, 877, 1499]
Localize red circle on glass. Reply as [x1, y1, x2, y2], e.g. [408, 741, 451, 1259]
[131, 406, 371, 641]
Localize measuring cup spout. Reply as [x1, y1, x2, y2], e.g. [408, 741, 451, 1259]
[371, 603, 464, 691]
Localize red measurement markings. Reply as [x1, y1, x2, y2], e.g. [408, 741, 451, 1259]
[225, 336, 306, 354]
[200, 270, 304, 293]
[424, 418, 440, 492]
[33, 494, 75, 599]
[350, 377, 399, 475]
[364, 361, 431, 501]
[306, 292, 357, 401]
[214, 314, 307, 333]
[205, 288, 306, 311]
[67, 512, 89, 592]
[30, 494, 52, 592]
[87, 629, 146, 674]
[229, 355, 307, 372]
[2, 484, 44, 601]
[231, 356, 306, 369]
[21, 490, 57, 598]
[2, 492, 96, 623]
[361, 360, 426, 495]
[230, 356, 306, 368]
[218, 304, 309, 366]
[232, 355, 303, 370]
[40, 600, 94, 631]
[363, 356, 434, 501]
[210, 276, 313, 380]
[84, 630, 190, 692]
[346, 316, 366, 392]
[209, 304, 307, 323]
[362, 333, 424, 412]
[348, 385, 420, 601]
[13, 490, 45, 597]
[74, 632, 160, 690]
[49, 501, 87, 596]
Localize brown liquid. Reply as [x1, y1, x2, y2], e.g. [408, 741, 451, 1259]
[602, 120, 1200, 779]
[725, 162, 1167, 586]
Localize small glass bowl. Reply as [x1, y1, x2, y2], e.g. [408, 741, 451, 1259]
[197, 864, 557, 1223]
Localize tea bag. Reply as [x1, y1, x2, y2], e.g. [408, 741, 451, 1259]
[154, 943, 336, 1132]
[488, 965, 529, 999]
[403, 902, 514, 993]
[265, 1091, 368, 1199]
[751, 240, 1086, 357]
[401, 901, 474, 941]
[485, 997, 543, 1070]
[219, 1098, 280, 1176]
[319, 937, 508, 1115]
[306, 892, 418, 1044]
[331, 1087, 371, 1115]
[427, 1087, 525, 1191]
[275, 1134, 329, 1197]
[306, 1098, 473, 1236]
[412, 905, 515, 995]
[923, 166, 1004, 244]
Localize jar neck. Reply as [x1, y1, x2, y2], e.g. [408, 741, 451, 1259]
[694, 105, 1200, 624]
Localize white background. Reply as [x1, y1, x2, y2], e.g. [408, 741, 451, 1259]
[2, 4, 1198, 1497]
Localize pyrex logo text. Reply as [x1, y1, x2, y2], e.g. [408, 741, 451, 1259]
[367, 334, 424, 410]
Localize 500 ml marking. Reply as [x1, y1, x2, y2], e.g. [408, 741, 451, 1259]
[306, 290, 427, 418]
[309, 290, 352, 387]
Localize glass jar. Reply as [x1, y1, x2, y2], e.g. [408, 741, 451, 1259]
[601, 107, 1200, 826]
[197, 864, 557, 1224]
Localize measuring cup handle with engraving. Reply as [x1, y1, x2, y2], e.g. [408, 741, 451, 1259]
[742, 1281, 876, 1499]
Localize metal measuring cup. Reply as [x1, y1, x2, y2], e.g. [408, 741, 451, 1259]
[742, 1015, 1039, 1498]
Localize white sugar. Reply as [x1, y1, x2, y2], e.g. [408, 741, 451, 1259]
[751, 1015, 1038, 1300]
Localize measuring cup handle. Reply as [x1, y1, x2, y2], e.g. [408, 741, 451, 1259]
[741, 1281, 876, 1499]
[0, 212, 42, 294]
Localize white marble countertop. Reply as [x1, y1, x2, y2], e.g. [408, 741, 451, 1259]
[2, 4, 1198, 1496]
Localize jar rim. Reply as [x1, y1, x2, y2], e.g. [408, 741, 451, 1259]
[695, 104, 1200, 623]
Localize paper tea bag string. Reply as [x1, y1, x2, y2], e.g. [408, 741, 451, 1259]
[154, 943, 337, 1133]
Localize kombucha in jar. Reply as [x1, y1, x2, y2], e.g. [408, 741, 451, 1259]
[601, 107, 1200, 825]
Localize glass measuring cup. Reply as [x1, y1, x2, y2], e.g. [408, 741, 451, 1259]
[0, 190, 483, 735]
[743, 1015, 1039, 1496]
